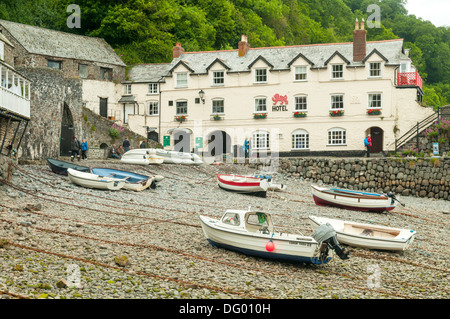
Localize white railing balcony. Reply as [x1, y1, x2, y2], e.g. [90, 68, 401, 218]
[0, 63, 31, 119]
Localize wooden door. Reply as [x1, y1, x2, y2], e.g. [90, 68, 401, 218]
[370, 127, 383, 153]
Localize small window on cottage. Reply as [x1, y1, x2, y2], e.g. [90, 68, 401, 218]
[148, 83, 158, 94]
[176, 100, 188, 115]
[212, 99, 224, 114]
[369, 62, 381, 77]
[294, 66, 307, 81]
[78, 64, 88, 78]
[292, 129, 309, 149]
[176, 73, 188, 88]
[100, 67, 113, 81]
[254, 97, 267, 112]
[48, 60, 62, 70]
[331, 64, 343, 79]
[331, 94, 344, 110]
[368, 93, 382, 108]
[294, 95, 308, 111]
[124, 84, 132, 95]
[255, 68, 267, 83]
[148, 101, 159, 115]
[328, 128, 346, 145]
[252, 131, 270, 150]
[212, 71, 225, 85]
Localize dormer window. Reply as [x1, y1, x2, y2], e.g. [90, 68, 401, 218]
[331, 64, 343, 79]
[255, 68, 267, 83]
[176, 72, 188, 88]
[212, 71, 225, 85]
[294, 66, 307, 81]
[369, 62, 381, 77]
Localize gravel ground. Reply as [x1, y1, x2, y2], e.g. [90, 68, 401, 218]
[0, 159, 448, 301]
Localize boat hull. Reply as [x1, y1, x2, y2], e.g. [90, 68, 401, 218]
[309, 216, 416, 251]
[90, 167, 154, 192]
[311, 184, 396, 212]
[199, 215, 331, 265]
[67, 168, 125, 191]
[217, 174, 268, 197]
[47, 158, 90, 176]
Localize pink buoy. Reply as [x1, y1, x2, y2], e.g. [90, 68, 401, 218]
[266, 241, 275, 252]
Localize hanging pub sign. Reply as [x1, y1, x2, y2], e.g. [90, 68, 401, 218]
[272, 93, 288, 111]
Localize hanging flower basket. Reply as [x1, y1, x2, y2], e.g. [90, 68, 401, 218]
[329, 110, 344, 117]
[293, 111, 307, 118]
[367, 109, 382, 115]
[254, 113, 267, 119]
[175, 115, 187, 122]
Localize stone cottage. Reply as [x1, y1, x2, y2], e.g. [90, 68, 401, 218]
[0, 19, 126, 159]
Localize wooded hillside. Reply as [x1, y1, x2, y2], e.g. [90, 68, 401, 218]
[1, 0, 448, 107]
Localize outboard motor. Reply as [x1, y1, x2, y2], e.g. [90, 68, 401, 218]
[312, 223, 349, 260]
[386, 192, 405, 207]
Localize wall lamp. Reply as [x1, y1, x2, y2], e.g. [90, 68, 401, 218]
[198, 90, 205, 104]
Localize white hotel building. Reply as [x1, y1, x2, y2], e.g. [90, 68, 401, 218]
[120, 20, 432, 159]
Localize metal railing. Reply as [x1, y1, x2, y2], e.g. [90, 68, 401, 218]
[395, 106, 450, 152]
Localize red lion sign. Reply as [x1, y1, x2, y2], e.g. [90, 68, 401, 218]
[272, 93, 288, 105]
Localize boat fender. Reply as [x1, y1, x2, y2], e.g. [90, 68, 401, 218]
[266, 239, 275, 252]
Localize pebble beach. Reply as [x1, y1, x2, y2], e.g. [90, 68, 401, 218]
[0, 159, 448, 301]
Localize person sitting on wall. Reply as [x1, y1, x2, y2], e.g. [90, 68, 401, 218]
[117, 145, 125, 158]
[110, 144, 120, 159]
[140, 140, 147, 149]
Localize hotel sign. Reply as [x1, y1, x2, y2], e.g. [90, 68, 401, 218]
[272, 93, 288, 111]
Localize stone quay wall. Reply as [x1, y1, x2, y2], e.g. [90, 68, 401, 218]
[277, 156, 450, 200]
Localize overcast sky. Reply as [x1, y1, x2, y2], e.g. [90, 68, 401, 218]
[404, 0, 449, 27]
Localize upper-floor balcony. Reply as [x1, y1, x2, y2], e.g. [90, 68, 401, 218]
[0, 62, 31, 119]
[396, 70, 423, 91]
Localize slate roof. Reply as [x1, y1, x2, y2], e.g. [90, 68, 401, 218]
[0, 19, 126, 66]
[127, 63, 171, 83]
[129, 39, 407, 81]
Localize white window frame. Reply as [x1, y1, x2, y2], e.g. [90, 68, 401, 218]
[368, 93, 382, 109]
[254, 68, 267, 83]
[212, 70, 225, 86]
[148, 83, 159, 94]
[0, 41, 4, 61]
[330, 94, 344, 110]
[176, 72, 188, 88]
[331, 64, 344, 79]
[328, 128, 346, 145]
[212, 98, 224, 114]
[294, 66, 308, 81]
[254, 97, 267, 113]
[294, 95, 308, 111]
[252, 130, 270, 150]
[124, 84, 132, 95]
[176, 100, 188, 115]
[292, 129, 309, 150]
[369, 62, 382, 78]
[148, 101, 159, 116]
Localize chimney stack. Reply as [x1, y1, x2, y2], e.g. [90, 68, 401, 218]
[353, 18, 366, 62]
[173, 42, 184, 58]
[238, 35, 250, 57]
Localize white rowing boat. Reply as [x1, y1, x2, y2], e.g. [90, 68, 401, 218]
[199, 209, 349, 264]
[308, 215, 416, 251]
[120, 149, 164, 165]
[67, 168, 126, 191]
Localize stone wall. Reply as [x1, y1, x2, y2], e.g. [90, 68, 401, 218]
[81, 107, 161, 159]
[278, 156, 449, 200]
[16, 67, 83, 160]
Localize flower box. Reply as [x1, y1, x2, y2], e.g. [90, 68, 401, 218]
[175, 115, 187, 122]
[212, 114, 223, 121]
[329, 110, 344, 117]
[293, 111, 307, 118]
[253, 113, 267, 119]
[367, 109, 382, 115]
